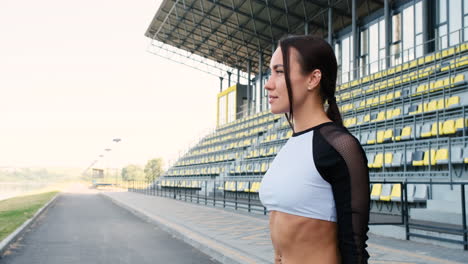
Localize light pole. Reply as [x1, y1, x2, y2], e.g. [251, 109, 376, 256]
[112, 138, 121, 188]
[104, 148, 111, 184]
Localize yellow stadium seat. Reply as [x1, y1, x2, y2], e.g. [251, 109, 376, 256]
[363, 114, 371, 123]
[447, 96, 460, 108]
[376, 111, 386, 122]
[443, 119, 456, 135]
[423, 149, 437, 166]
[455, 118, 468, 133]
[412, 151, 425, 166]
[435, 148, 449, 164]
[372, 153, 383, 168]
[427, 100, 438, 112]
[436, 98, 446, 109]
[371, 184, 383, 200]
[395, 126, 411, 141]
[379, 94, 387, 104]
[390, 184, 402, 202]
[451, 74, 465, 86]
[383, 129, 393, 142]
[386, 109, 393, 119]
[392, 108, 401, 118]
[429, 79, 445, 92]
[384, 153, 393, 166]
[442, 47, 455, 57]
[431, 122, 443, 136]
[415, 84, 428, 95]
[376, 130, 385, 143]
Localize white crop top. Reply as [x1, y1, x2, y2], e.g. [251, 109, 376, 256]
[259, 123, 336, 221]
[258, 121, 371, 264]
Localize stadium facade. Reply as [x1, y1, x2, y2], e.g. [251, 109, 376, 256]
[144, 0, 468, 248]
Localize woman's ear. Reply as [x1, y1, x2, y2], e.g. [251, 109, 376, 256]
[306, 69, 322, 91]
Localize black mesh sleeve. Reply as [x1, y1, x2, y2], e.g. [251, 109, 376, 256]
[313, 125, 370, 264]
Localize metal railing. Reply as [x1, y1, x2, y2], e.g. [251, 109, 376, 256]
[128, 179, 468, 250]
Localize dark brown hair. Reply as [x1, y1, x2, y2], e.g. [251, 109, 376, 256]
[278, 34, 343, 130]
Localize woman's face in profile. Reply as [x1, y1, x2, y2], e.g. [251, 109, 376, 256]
[265, 47, 310, 115]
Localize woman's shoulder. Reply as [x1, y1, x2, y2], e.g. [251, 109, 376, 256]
[315, 122, 367, 162]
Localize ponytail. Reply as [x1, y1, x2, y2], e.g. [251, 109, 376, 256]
[325, 96, 343, 127]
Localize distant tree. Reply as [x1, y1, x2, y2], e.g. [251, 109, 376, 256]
[144, 158, 164, 182]
[121, 164, 144, 181]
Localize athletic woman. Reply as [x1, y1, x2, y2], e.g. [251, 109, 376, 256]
[259, 35, 370, 264]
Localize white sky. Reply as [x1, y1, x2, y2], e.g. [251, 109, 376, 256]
[0, 0, 222, 170]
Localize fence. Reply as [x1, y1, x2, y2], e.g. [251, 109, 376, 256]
[128, 179, 468, 250]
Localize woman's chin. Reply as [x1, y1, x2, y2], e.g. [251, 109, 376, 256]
[269, 107, 287, 115]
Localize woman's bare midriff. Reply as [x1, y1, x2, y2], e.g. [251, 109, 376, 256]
[269, 210, 340, 264]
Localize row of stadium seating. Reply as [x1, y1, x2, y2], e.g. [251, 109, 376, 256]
[157, 179, 428, 204]
[370, 183, 428, 203]
[336, 43, 468, 93]
[367, 146, 468, 168]
[339, 76, 465, 115]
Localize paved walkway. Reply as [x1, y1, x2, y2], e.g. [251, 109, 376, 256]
[1, 190, 219, 264]
[102, 190, 468, 264]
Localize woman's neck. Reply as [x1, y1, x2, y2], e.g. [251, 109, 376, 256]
[292, 102, 332, 133]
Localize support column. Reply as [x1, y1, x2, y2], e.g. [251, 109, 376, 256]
[259, 52, 264, 112]
[352, 0, 358, 80]
[328, 0, 333, 45]
[227, 71, 232, 87]
[219, 77, 223, 92]
[247, 59, 252, 115]
[384, 0, 391, 68]
[305, 21, 309, 35]
[237, 68, 240, 85]
[423, 0, 435, 54]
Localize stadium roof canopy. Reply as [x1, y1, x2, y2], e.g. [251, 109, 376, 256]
[145, 0, 383, 80]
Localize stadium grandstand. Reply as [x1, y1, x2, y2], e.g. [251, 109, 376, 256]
[142, 0, 468, 249]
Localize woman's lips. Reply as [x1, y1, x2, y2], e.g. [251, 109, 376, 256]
[269, 96, 278, 104]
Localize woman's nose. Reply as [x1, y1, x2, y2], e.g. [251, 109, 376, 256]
[264, 77, 274, 91]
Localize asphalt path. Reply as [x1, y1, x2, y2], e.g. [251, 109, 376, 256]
[0, 187, 220, 264]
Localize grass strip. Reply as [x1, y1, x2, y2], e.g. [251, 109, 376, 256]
[0, 191, 58, 241]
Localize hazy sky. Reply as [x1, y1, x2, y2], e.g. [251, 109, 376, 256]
[0, 0, 221, 170]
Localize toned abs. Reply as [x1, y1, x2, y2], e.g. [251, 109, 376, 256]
[269, 210, 341, 264]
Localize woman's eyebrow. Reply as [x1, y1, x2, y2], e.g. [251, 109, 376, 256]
[272, 64, 284, 70]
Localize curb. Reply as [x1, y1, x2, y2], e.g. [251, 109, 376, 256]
[0, 193, 60, 257]
[100, 192, 269, 264]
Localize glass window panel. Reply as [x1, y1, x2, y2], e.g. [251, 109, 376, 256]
[415, 1, 423, 34]
[342, 36, 350, 83]
[465, 0, 468, 14]
[440, 0, 447, 23]
[379, 20, 385, 49]
[465, 16, 468, 41]
[416, 34, 423, 57]
[403, 6, 415, 61]
[379, 49, 386, 71]
[393, 13, 401, 43]
[219, 95, 226, 126]
[369, 23, 379, 74]
[439, 25, 448, 49]
[449, 0, 462, 46]
[227, 91, 235, 123]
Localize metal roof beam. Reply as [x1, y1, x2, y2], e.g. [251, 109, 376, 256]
[175, 1, 273, 44]
[305, 0, 351, 18]
[155, 17, 253, 59]
[189, 0, 264, 58]
[206, 0, 289, 32]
